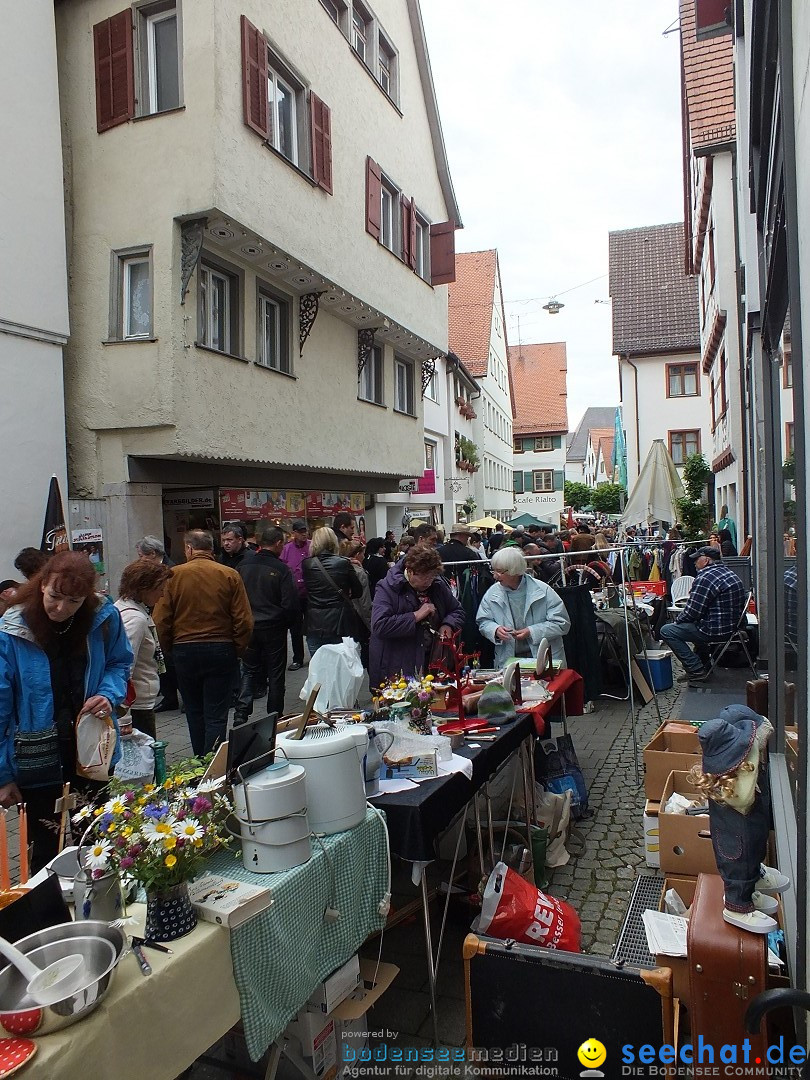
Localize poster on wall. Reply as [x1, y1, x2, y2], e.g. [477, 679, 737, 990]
[72, 528, 105, 575]
[221, 490, 366, 522]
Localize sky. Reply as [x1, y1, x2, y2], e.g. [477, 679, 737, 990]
[421, 0, 686, 430]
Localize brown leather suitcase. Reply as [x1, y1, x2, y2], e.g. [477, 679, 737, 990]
[687, 873, 769, 1075]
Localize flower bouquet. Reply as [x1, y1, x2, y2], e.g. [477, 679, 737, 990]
[374, 674, 435, 735]
[74, 760, 233, 940]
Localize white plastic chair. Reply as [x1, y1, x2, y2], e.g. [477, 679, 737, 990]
[670, 576, 695, 608]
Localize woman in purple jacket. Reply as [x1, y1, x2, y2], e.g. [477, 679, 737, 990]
[369, 544, 464, 690]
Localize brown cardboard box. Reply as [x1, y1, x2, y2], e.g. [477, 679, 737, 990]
[643, 722, 701, 800]
[659, 770, 716, 876]
[643, 800, 660, 868]
[657, 875, 698, 1002]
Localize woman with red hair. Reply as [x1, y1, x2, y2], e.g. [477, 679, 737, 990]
[0, 552, 133, 870]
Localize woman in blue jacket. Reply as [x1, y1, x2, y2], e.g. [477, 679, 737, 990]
[0, 551, 133, 871]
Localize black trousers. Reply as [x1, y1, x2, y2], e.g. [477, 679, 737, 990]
[236, 625, 288, 720]
[173, 641, 237, 756]
[289, 598, 307, 665]
[23, 777, 106, 874]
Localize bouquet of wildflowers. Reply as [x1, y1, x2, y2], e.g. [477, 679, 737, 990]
[374, 674, 435, 735]
[73, 764, 232, 893]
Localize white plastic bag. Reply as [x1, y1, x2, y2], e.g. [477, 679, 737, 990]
[76, 713, 116, 782]
[299, 637, 364, 712]
[114, 730, 156, 784]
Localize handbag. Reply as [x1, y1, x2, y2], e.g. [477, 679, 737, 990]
[14, 728, 62, 788]
[534, 734, 591, 821]
[313, 558, 367, 641]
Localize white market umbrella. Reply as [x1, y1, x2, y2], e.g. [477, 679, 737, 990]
[621, 439, 684, 526]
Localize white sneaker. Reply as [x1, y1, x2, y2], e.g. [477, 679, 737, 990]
[756, 865, 790, 894]
[723, 908, 777, 934]
[724, 891, 778, 916]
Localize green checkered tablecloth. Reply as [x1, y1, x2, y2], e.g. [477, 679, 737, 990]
[206, 807, 389, 1061]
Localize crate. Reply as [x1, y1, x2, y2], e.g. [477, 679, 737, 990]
[635, 650, 673, 692]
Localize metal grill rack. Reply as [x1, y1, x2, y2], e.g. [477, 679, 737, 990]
[611, 873, 664, 968]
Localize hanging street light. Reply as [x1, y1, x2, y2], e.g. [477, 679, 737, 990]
[543, 298, 565, 315]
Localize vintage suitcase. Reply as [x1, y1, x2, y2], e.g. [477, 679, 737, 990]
[747, 678, 795, 722]
[687, 873, 768, 1074]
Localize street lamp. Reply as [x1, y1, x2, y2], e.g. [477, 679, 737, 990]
[543, 298, 565, 315]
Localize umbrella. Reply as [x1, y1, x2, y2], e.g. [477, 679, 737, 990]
[40, 475, 70, 554]
[621, 439, 684, 526]
[467, 516, 513, 531]
[504, 513, 554, 529]
[406, 518, 428, 527]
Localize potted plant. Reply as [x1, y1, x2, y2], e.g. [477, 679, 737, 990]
[74, 759, 232, 941]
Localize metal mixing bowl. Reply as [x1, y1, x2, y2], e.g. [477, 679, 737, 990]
[0, 920, 125, 1035]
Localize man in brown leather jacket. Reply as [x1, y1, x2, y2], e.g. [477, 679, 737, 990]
[153, 530, 253, 754]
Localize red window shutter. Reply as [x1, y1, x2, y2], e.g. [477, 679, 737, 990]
[400, 196, 413, 266]
[430, 220, 456, 285]
[93, 10, 134, 133]
[310, 92, 333, 194]
[366, 157, 382, 240]
[241, 15, 269, 139]
[409, 203, 417, 271]
[694, 0, 732, 40]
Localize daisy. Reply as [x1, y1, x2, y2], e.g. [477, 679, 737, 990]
[85, 839, 111, 870]
[142, 817, 177, 844]
[104, 796, 127, 816]
[195, 776, 225, 794]
[174, 817, 204, 842]
[72, 805, 92, 824]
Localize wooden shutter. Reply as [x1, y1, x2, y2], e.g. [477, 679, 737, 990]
[513, 471, 523, 495]
[552, 435, 562, 450]
[241, 15, 268, 139]
[93, 10, 134, 133]
[694, 0, 732, 40]
[366, 157, 382, 240]
[553, 470, 565, 490]
[430, 220, 456, 285]
[310, 92, 333, 194]
[400, 196, 415, 267]
[524, 471, 533, 493]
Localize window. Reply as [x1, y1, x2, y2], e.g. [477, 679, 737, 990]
[394, 358, 415, 415]
[414, 213, 430, 281]
[667, 362, 699, 397]
[424, 365, 438, 402]
[786, 422, 795, 456]
[198, 259, 239, 354]
[533, 470, 553, 493]
[359, 345, 384, 405]
[351, 3, 371, 62]
[534, 436, 553, 452]
[514, 438, 524, 454]
[669, 430, 701, 465]
[257, 287, 291, 373]
[380, 176, 400, 254]
[138, 2, 180, 115]
[424, 440, 436, 472]
[268, 62, 299, 164]
[710, 354, 728, 428]
[111, 248, 152, 340]
[783, 339, 793, 388]
[378, 34, 397, 99]
[319, 0, 347, 28]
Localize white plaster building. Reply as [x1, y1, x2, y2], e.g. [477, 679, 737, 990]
[54, 0, 460, 580]
[565, 407, 616, 486]
[609, 224, 709, 486]
[0, 3, 70, 575]
[448, 250, 514, 521]
[508, 343, 568, 525]
[583, 427, 614, 489]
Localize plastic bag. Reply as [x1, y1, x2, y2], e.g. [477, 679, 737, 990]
[534, 734, 590, 820]
[113, 730, 156, 784]
[75, 713, 116, 782]
[534, 787, 573, 868]
[299, 638, 364, 712]
[479, 861, 581, 952]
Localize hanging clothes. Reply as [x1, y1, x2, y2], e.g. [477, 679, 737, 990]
[556, 584, 602, 704]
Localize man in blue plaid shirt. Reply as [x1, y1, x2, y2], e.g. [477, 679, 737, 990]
[660, 547, 747, 681]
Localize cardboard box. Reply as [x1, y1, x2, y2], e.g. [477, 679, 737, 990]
[332, 959, 399, 1020]
[659, 771, 716, 876]
[307, 954, 361, 1014]
[657, 876, 698, 1002]
[643, 799, 661, 868]
[285, 1011, 337, 1080]
[382, 752, 438, 779]
[643, 722, 701, 800]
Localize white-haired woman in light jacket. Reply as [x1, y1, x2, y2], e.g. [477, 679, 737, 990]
[476, 546, 571, 668]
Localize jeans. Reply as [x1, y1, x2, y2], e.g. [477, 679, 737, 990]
[660, 621, 712, 675]
[236, 625, 288, 721]
[173, 642, 237, 756]
[306, 633, 341, 658]
[289, 598, 307, 666]
[708, 768, 770, 911]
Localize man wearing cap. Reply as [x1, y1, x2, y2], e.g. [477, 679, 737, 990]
[660, 546, 747, 682]
[281, 521, 311, 670]
[437, 523, 479, 567]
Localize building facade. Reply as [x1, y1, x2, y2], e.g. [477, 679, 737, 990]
[448, 250, 515, 520]
[610, 224, 709, 486]
[54, 0, 460, 581]
[508, 343, 567, 525]
[0, 2, 70, 575]
[565, 406, 616, 486]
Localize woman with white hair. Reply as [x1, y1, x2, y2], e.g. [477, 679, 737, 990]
[476, 546, 571, 668]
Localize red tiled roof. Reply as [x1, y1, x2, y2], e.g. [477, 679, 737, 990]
[680, 0, 736, 151]
[599, 436, 615, 474]
[447, 251, 497, 377]
[507, 343, 568, 435]
[589, 427, 614, 454]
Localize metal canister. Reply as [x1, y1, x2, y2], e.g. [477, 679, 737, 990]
[152, 740, 168, 785]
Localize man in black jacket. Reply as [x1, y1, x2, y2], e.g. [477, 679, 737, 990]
[219, 523, 249, 569]
[437, 523, 479, 568]
[235, 524, 300, 721]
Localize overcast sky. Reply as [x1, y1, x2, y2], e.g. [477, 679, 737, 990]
[421, 0, 685, 430]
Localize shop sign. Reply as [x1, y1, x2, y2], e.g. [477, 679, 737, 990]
[306, 492, 365, 516]
[71, 528, 105, 575]
[220, 489, 364, 521]
[163, 489, 215, 510]
[399, 479, 419, 493]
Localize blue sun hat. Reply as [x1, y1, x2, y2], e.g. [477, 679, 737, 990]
[698, 705, 767, 775]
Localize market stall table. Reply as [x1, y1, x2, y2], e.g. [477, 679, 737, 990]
[23, 808, 389, 1078]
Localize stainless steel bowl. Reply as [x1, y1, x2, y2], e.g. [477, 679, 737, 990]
[0, 921, 125, 1034]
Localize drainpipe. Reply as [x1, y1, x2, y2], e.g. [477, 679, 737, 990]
[730, 145, 750, 536]
[625, 354, 641, 481]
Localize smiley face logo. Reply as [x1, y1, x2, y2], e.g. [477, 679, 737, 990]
[577, 1038, 607, 1074]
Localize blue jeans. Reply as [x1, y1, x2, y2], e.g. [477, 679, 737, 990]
[660, 621, 711, 675]
[708, 767, 770, 911]
[173, 642, 237, 756]
[306, 633, 340, 658]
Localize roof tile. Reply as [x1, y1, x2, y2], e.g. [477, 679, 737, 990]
[680, 0, 736, 150]
[507, 343, 568, 434]
[447, 251, 497, 377]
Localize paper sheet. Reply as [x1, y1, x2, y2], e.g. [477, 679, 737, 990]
[371, 777, 418, 795]
[642, 909, 688, 956]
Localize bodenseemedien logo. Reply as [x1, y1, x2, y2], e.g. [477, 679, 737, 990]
[578, 1038, 607, 1077]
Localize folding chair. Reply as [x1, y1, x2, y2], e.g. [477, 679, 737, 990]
[705, 591, 760, 679]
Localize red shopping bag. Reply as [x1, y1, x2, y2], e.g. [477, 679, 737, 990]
[478, 861, 581, 953]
